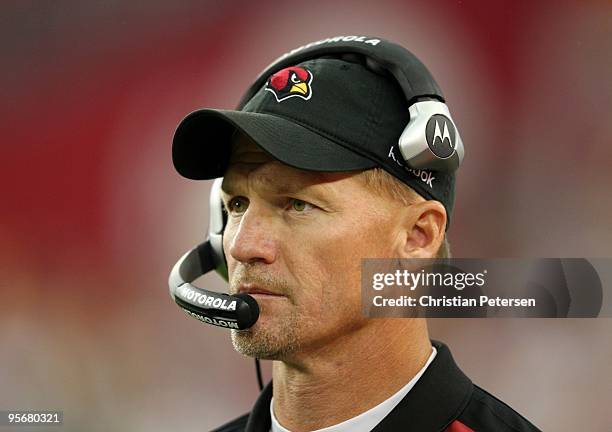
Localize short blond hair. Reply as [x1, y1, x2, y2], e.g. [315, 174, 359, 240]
[356, 168, 451, 258]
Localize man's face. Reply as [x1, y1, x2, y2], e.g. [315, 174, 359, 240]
[221, 135, 406, 361]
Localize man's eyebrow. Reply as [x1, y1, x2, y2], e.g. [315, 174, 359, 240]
[221, 173, 336, 200]
[222, 179, 309, 195]
[268, 179, 339, 208]
[220, 181, 238, 197]
[272, 181, 311, 195]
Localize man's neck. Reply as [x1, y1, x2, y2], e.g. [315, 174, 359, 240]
[271, 319, 432, 432]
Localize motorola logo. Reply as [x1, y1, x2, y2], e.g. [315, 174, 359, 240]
[425, 114, 456, 158]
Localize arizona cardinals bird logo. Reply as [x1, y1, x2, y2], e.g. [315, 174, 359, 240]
[265, 66, 313, 102]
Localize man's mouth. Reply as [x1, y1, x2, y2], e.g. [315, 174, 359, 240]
[238, 284, 285, 297]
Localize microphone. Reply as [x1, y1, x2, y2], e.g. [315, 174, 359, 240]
[168, 241, 260, 329]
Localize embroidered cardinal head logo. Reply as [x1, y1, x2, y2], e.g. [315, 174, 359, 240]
[265, 66, 313, 102]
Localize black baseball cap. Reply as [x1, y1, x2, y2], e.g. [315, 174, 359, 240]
[173, 57, 456, 225]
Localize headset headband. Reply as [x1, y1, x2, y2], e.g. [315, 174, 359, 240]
[238, 36, 444, 109]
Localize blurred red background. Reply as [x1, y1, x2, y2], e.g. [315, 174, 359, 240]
[1, 1, 611, 431]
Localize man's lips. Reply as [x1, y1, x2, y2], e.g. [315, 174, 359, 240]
[238, 285, 285, 297]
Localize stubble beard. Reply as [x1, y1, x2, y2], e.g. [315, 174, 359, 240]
[230, 308, 302, 360]
[229, 267, 302, 360]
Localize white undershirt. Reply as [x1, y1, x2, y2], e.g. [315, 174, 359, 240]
[270, 346, 437, 432]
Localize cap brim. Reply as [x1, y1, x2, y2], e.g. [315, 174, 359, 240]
[172, 109, 378, 180]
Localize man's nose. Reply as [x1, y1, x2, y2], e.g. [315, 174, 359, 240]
[227, 208, 278, 265]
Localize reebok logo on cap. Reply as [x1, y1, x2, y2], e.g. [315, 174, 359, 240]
[388, 145, 436, 188]
[265, 66, 313, 102]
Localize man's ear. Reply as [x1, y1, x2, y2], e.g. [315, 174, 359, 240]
[395, 200, 447, 258]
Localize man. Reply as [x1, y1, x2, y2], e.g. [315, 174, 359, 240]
[171, 37, 541, 431]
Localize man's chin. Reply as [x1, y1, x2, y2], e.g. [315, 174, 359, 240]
[230, 325, 299, 360]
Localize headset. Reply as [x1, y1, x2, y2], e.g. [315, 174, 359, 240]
[168, 36, 465, 387]
[168, 177, 258, 329]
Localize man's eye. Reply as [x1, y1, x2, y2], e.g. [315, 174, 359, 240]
[227, 197, 248, 214]
[290, 199, 313, 212]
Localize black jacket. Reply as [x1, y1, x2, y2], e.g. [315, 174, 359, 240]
[212, 341, 542, 432]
